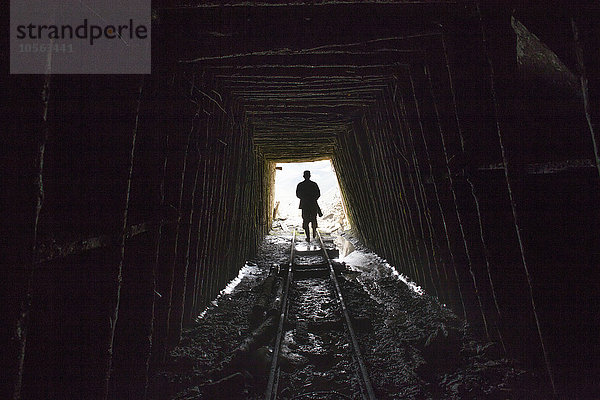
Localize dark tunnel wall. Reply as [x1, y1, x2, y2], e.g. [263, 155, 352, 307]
[331, 6, 600, 398]
[4, 2, 600, 400]
[5, 71, 275, 399]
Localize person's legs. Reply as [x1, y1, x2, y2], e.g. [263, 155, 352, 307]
[302, 209, 311, 241]
[302, 208, 318, 241]
[303, 219, 310, 241]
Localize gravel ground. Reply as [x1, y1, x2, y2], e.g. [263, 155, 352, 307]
[277, 276, 362, 400]
[336, 231, 550, 400]
[150, 231, 549, 400]
[150, 234, 290, 400]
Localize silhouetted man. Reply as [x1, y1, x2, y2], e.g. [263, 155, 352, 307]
[296, 170, 322, 242]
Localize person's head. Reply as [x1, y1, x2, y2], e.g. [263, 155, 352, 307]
[303, 170, 311, 180]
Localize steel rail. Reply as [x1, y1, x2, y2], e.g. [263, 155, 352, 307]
[266, 229, 376, 400]
[265, 229, 295, 400]
[317, 231, 377, 400]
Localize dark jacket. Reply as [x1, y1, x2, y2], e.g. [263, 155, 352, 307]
[296, 179, 320, 213]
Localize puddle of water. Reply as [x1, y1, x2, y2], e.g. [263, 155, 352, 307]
[295, 255, 326, 266]
[295, 242, 322, 252]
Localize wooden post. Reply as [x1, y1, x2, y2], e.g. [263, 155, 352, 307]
[104, 77, 145, 399]
[475, 2, 556, 394]
[11, 74, 51, 400]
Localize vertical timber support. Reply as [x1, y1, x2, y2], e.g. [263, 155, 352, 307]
[475, 2, 556, 395]
[104, 77, 145, 399]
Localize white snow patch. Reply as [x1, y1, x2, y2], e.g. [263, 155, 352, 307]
[195, 262, 262, 321]
[338, 250, 374, 267]
[389, 265, 425, 296]
[196, 308, 209, 321]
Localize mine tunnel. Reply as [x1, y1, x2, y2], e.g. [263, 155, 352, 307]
[4, 1, 600, 399]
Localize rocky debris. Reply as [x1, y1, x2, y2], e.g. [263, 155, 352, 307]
[249, 274, 277, 329]
[170, 372, 248, 400]
[151, 232, 548, 400]
[230, 314, 279, 370]
[149, 234, 290, 400]
[420, 323, 463, 369]
[330, 260, 348, 273]
[337, 231, 549, 399]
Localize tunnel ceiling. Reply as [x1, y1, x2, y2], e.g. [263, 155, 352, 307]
[162, 1, 583, 163]
[224, 71, 397, 161]
[162, 1, 466, 162]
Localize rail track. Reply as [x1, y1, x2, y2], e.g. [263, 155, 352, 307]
[265, 229, 376, 400]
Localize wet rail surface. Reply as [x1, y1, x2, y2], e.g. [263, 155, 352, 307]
[266, 230, 376, 400]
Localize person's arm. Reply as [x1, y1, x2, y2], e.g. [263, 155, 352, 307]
[296, 182, 301, 199]
[315, 183, 320, 200]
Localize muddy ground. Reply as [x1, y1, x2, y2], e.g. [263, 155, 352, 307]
[150, 231, 550, 400]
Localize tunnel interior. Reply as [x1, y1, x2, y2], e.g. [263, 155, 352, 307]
[5, 1, 600, 399]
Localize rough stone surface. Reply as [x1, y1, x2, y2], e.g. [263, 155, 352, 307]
[151, 232, 549, 399]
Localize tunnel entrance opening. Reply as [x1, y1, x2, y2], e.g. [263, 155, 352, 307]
[273, 160, 350, 235]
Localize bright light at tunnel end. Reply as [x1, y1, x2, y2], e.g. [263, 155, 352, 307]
[273, 159, 349, 232]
